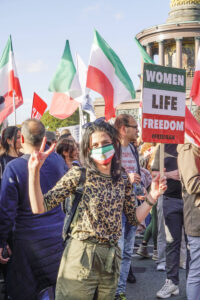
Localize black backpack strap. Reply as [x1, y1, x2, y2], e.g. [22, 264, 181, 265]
[77, 167, 86, 186]
[63, 167, 86, 243]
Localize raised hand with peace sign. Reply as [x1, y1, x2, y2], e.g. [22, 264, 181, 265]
[28, 137, 56, 214]
[28, 137, 56, 171]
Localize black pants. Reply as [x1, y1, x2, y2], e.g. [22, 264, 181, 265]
[163, 196, 184, 285]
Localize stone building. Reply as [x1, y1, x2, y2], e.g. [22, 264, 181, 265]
[94, 0, 200, 121]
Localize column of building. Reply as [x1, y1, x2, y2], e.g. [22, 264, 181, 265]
[176, 38, 182, 68]
[158, 41, 164, 66]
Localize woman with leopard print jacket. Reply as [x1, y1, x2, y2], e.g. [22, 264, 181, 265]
[28, 119, 167, 300]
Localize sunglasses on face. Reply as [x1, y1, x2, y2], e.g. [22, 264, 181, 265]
[125, 124, 138, 129]
[82, 117, 106, 129]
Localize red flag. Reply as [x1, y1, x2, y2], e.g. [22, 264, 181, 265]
[185, 106, 200, 147]
[31, 93, 47, 120]
[190, 47, 200, 106]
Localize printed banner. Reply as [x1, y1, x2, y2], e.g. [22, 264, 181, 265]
[142, 63, 186, 144]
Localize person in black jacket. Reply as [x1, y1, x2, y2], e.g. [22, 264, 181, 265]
[0, 126, 21, 299]
[152, 144, 184, 299]
[0, 119, 67, 300]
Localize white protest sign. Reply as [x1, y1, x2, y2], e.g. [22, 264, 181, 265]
[59, 124, 80, 142]
[142, 63, 186, 144]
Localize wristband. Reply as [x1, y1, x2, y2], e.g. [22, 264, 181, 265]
[145, 197, 154, 207]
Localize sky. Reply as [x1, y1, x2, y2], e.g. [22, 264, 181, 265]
[0, 0, 171, 125]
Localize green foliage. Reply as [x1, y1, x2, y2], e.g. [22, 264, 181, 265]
[41, 109, 80, 131]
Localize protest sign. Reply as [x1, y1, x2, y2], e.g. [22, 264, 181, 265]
[142, 63, 186, 144]
[59, 124, 80, 142]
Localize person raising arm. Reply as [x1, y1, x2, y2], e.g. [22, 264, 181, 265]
[28, 120, 166, 300]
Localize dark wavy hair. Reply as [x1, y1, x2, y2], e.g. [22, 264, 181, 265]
[1, 126, 20, 154]
[56, 138, 77, 160]
[80, 121, 122, 182]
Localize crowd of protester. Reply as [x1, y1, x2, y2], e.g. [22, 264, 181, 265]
[0, 112, 199, 300]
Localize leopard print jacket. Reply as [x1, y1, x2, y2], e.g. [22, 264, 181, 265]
[44, 166, 139, 244]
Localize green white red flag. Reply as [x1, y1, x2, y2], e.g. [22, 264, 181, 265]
[49, 40, 82, 119]
[0, 36, 23, 123]
[87, 30, 135, 120]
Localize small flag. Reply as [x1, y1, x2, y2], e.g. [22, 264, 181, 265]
[87, 30, 135, 120]
[0, 36, 23, 123]
[31, 92, 47, 120]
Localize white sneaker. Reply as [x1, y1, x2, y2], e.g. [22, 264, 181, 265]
[156, 279, 179, 298]
[157, 262, 166, 271]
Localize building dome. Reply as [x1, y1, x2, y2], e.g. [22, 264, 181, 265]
[171, 0, 200, 8]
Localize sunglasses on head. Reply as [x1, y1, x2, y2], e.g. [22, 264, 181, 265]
[82, 117, 106, 129]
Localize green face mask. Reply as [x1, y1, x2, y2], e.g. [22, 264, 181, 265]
[90, 144, 115, 165]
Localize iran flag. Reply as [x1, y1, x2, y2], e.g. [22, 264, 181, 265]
[0, 36, 23, 123]
[87, 30, 135, 120]
[190, 47, 200, 106]
[49, 40, 82, 119]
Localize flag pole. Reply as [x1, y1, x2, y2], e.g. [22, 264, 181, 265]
[159, 143, 165, 194]
[13, 90, 16, 125]
[79, 105, 85, 144]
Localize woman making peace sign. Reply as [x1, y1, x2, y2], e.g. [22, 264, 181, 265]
[28, 120, 166, 300]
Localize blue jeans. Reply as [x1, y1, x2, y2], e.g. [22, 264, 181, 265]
[116, 212, 137, 294]
[187, 236, 200, 300]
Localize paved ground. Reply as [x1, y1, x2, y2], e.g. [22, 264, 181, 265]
[0, 237, 187, 300]
[126, 254, 187, 300]
[125, 236, 187, 300]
